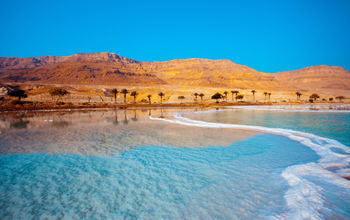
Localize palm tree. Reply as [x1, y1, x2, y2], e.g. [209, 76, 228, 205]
[310, 93, 320, 102]
[199, 93, 204, 102]
[111, 88, 118, 103]
[194, 93, 198, 102]
[158, 92, 165, 104]
[147, 94, 152, 104]
[130, 91, 138, 104]
[231, 90, 239, 101]
[251, 90, 256, 101]
[264, 92, 267, 101]
[211, 92, 223, 103]
[268, 93, 271, 101]
[121, 89, 129, 103]
[336, 96, 345, 102]
[236, 95, 244, 101]
[223, 91, 228, 101]
[178, 96, 185, 104]
[296, 92, 302, 100]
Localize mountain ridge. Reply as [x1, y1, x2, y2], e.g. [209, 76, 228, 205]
[0, 52, 349, 91]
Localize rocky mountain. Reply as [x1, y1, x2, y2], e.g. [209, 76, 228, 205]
[275, 65, 350, 91]
[0, 52, 349, 91]
[0, 53, 164, 85]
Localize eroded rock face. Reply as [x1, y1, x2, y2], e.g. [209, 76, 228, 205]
[140, 59, 281, 89]
[0, 52, 349, 91]
[0, 53, 164, 85]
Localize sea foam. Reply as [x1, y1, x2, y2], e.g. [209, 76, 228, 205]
[225, 104, 350, 113]
[150, 112, 350, 219]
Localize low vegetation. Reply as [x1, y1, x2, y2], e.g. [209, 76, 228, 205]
[8, 89, 27, 101]
[49, 88, 70, 103]
[211, 93, 223, 103]
[0, 84, 348, 111]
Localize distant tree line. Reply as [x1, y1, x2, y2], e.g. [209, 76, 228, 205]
[1, 86, 348, 106]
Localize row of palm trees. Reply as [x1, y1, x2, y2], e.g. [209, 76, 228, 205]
[4, 87, 345, 104]
[108, 89, 346, 104]
[109, 89, 275, 104]
[110, 89, 165, 104]
[307, 92, 345, 102]
[210, 90, 272, 103]
[46, 88, 346, 104]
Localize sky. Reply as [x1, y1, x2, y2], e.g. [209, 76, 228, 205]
[0, 0, 349, 72]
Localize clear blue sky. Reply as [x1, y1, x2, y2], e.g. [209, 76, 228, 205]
[0, 0, 349, 72]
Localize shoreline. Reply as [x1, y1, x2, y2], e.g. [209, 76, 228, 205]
[0, 102, 271, 112]
[1, 101, 347, 113]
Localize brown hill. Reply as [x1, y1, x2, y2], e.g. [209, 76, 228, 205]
[0, 52, 349, 92]
[275, 65, 350, 91]
[0, 53, 164, 85]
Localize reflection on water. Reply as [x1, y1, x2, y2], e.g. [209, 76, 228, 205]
[10, 120, 30, 129]
[0, 109, 259, 156]
[1, 107, 349, 219]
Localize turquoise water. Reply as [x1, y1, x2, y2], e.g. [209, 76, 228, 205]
[0, 108, 350, 219]
[188, 108, 350, 147]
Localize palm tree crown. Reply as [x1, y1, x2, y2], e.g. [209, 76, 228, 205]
[158, 92, 165, 104]
[111, 88, 118, 103]
[194, 93, 198, 102]
[231, 90, 239, 101]
[130, 91, 138, 104]
[121, 89, 129, 103]
[251, 90, 256, 101]
[199, 93, 204, 102]
[147, 94, 152, 104]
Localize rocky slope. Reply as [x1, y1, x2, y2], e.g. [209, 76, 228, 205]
[275, 65, 350, 91]
[0, 52, 349, 92]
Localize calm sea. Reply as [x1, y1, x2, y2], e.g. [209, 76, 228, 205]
[0, 106, 349, 219]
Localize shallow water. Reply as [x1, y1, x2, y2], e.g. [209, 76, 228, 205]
[187, 107, 350, 147]
[0, 107, 349, 219]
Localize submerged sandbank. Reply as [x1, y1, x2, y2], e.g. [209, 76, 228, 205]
[0, 108, 260, 155]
